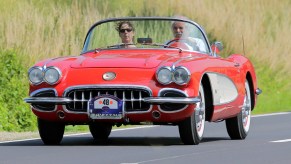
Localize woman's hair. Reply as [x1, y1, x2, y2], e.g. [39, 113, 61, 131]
[115, 21, 135, 32]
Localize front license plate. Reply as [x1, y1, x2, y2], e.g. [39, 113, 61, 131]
[88, 95, 123, 119]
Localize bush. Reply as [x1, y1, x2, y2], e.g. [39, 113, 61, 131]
[0, 50, 37, 131]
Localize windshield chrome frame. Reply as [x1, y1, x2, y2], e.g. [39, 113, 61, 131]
[82, 17, 213, 56]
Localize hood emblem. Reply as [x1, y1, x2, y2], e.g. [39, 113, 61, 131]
[103, 72, 116, 81]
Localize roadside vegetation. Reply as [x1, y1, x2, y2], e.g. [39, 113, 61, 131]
[0, 0, 290, 131]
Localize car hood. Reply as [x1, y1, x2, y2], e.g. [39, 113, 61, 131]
[70, 50, 180, 69]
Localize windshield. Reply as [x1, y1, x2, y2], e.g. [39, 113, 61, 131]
[83, 18, 210, 54]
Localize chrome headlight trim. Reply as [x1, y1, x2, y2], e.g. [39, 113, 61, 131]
[156, 66, 173, 85]
[28, 66, 43, 85]
[43, 66, 62, 85]
[173, 66, 191, 85]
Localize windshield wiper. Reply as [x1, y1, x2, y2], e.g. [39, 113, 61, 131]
[106, 42, 183, 52]
[139, 42, 183, 52]
[107, 43, 136, 48]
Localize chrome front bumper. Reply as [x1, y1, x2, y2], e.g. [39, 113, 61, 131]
[24, 97, 201, 105]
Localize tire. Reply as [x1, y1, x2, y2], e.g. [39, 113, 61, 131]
[178, 85, 206, 145]
[226, 80, 252, 139]
[89, 122, 112, 141]
[38, 118, 65, 145]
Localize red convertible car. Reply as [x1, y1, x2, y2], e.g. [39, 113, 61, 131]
[24, 17, 261, 145]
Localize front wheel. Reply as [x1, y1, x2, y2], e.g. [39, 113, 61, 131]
[38, 118, 65, 145]
[178, 85, 206, 145]
[226, 80, 252, 139]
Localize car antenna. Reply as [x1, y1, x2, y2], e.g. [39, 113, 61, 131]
[242, 35, 245, 56]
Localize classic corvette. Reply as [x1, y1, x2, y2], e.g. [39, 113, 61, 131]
[24, 17, 261, 145]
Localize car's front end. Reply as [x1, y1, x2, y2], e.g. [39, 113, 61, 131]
[25, 49, 204, 125]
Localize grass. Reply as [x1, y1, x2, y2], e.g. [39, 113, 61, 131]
[0, 0, 290, 117]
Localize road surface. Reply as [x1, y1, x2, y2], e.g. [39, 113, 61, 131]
[0, 112, 290, 164]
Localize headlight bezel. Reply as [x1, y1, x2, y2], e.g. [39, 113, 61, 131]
[156, 66, 191, 85]
[28, 66, 44, 85]
[156, 66, 173, 85]
[28, 66, 62, 86]
[173, 66, 191, 85]
[43, 66, 62, 85]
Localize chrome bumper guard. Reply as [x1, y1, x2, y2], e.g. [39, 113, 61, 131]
[255, 88, 262, 95]
[24, 97, 201, 105]
[24, 97, 72, 104]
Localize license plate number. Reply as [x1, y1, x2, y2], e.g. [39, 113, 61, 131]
[88, 95, 123, 119]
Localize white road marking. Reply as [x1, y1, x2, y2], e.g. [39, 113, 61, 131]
[270, 139, 291, 143]
[0, 125, 155, 144]
[252, 111, 290, 118]
[0, 112, 290, 144]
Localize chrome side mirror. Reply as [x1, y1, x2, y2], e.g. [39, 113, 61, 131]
[211, 41, 223, 53]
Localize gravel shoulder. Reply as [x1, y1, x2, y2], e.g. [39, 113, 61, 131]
[0, 132, 40, 142]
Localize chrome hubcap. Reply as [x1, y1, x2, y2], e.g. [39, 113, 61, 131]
[195, 86, 205, 137]
[242, 82, 251, 132]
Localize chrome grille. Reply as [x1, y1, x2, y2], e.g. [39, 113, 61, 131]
[64, 86, 152, 113]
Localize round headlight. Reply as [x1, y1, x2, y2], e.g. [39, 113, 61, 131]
[173, 66, 190, 85]
[156, 67, 172, 85]
[28, 67, 43, 85]
[44, 67, 61, 85]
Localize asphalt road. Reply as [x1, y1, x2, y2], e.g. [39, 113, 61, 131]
[0, 112, 290, 164]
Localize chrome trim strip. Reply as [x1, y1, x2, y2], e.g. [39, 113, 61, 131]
[30, 105, 57, 113]
[144, 97, 200, 104]
[158, 88, 189, 97]
[30, 88, 58, 97]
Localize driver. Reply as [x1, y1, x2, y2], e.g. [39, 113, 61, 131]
[168, 17, 206, 52]
[115, 21, 136, 48]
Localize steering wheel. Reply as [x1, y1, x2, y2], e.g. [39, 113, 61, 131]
[166, 38, 186, 45]
[166, 38, 200, 51]
[166, 38, 191, 50]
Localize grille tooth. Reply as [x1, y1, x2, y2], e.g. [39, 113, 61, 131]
[123, 91, 125, 102]
[139, 91, 142, 109]
[131, 91, 134, 109]
[89, 91, 92, 100]
[81, 91, 84, 109]
[74, 92, 76, 109]
[65, 88, 151, 112]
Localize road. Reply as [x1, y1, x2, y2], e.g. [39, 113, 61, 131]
[0, 112, 290, 164]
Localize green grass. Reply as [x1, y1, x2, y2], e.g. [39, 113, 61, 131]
[253, 62, 291, 114]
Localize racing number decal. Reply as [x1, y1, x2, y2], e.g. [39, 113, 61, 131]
[103, 99, 110, 105]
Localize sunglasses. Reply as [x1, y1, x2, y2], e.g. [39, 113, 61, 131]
[119, 28, 133, 33]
